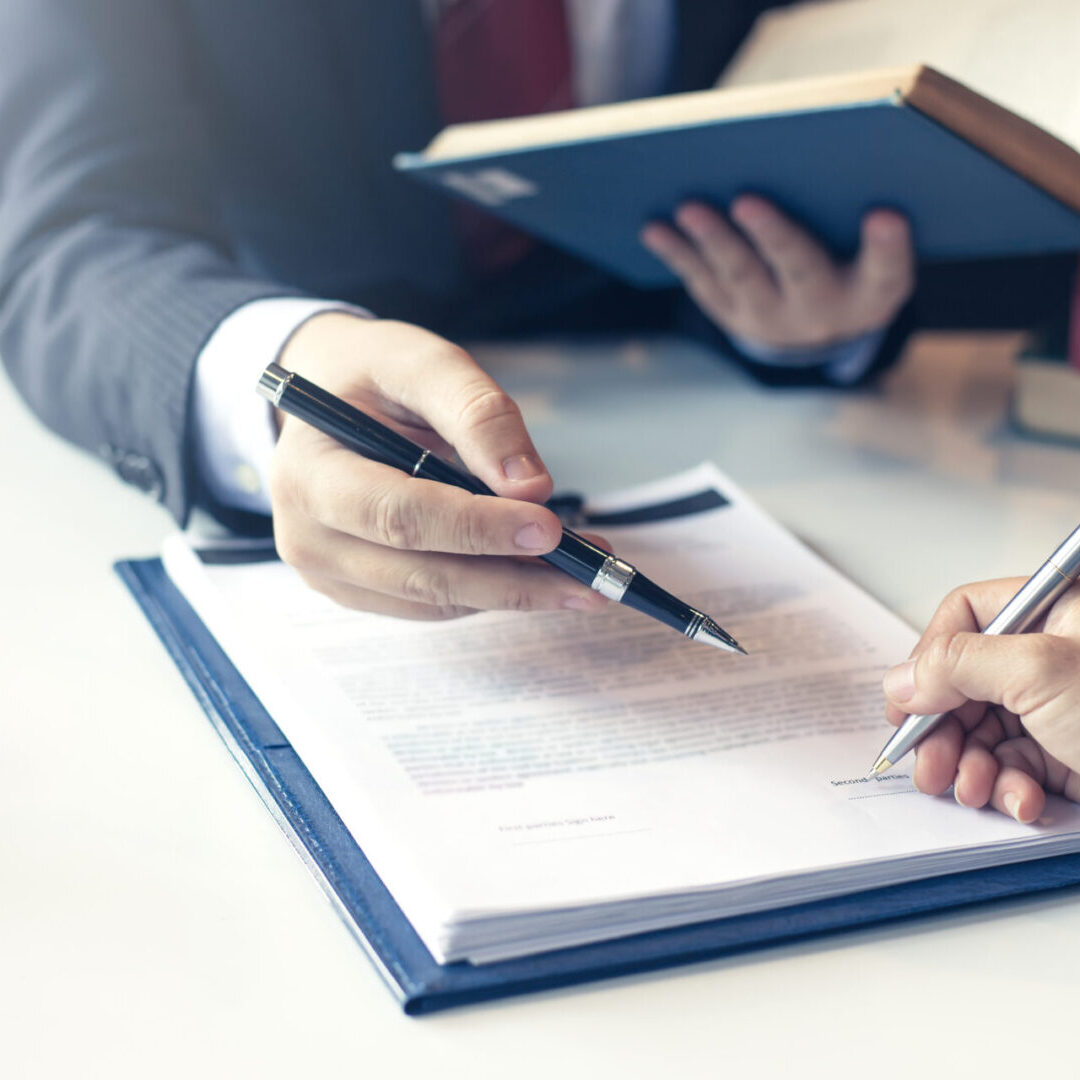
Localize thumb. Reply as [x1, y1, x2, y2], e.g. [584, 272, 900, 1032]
[848, 210, 914, 329]
[882, 631, 1076, 723]
[372, 323, 555, 506]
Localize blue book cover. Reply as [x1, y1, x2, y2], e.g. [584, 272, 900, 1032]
[395, 66, 1080, 288]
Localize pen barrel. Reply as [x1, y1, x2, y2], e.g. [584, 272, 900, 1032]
[416, 454, 493, 496]
[1048, 523, 1080, 580]
[545, 535, 692, 629]
[543, 531, 609, 585]
[984, 560, 1076, 636]
[617, 573, 694, 632]
[278, 372, 429, 471]
[421, 446, 669, 615]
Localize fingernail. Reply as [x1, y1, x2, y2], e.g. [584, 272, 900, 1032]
[1003, 793, 1022, 822]
[502, 454, 543, 482]
[954, 786, 968, 808]
[730, 197, 767, 224]
[514, 522, 551, 552]
[882, 659, 916, 702]
[866, 216, 902, 242]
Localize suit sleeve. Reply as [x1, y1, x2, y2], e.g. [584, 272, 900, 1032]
[0, 0, 303, 523]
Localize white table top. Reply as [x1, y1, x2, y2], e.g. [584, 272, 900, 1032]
[3, 333, 1079, 1079]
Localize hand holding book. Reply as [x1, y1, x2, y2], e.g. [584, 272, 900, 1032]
[640, 194, 914, 351]
[883, 577, 1080, 822]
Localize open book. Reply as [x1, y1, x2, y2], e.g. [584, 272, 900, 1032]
[722, 0, 1080, 152]
[161, 465, 1080, 965]
[394, 65, 1080, 288]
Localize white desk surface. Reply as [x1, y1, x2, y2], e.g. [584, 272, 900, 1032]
[3, 333, 1079, 1079]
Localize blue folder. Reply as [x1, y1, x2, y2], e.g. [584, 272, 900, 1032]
[116, 557, 1080, 1014]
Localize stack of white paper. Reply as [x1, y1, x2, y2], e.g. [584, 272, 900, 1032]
[164, 465, 1080, 963]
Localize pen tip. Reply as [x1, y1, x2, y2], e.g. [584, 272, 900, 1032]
[868, 757, 892, 777]
[692, 618, 747, 656]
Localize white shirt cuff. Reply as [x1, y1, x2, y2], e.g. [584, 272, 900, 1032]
[192, 297, 370, 515]
[728, 327, 888, 385]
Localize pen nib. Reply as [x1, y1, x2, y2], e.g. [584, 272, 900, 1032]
[692, 617, 748, 656]
[868, 756, 892, 777]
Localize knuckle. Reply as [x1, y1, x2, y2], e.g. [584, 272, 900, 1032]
[371, 487, 422, 550]
[458, 505, 496, 556]
[917, 631, 964, 685]
[457, 383, 521, 434]
[940, 585, 975, 623]
[939, 631, 971, 673]
[399, 563, 452, 607]
[498, 585, 539, 613]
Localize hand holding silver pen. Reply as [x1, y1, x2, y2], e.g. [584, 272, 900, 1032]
[873, 524, 1080, 823]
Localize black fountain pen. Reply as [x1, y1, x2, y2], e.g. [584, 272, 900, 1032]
[257, 362, 746, 655]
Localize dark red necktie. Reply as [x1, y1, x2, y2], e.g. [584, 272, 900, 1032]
[434, 0, 573, 272]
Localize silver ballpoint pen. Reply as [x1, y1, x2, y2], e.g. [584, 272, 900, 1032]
[870, 523, 1080, 776]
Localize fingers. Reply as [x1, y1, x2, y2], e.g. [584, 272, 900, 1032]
[907, 578, 1028, 658]
[362, 322, 555, 505]
[908, 715, 1049, 824]
[675, 204, 771, 295]
[729, 194, 835, 295]
[990, 740, 1049, 823]
[296, 570, 479, 621]
[641, 195, 913, 347]
[848, 210, 915, 327]
[882, 631, 1080, 725]
[883, 593, 1080, 819]
[911, 716, 965, 796]
[272, 441, 563, 557]
[949, 739, 1046, 823]
[670, 203, 779, 317]
[270, 314, 608, 621]
[640, 220, 736, 321]
[951, 739, 999, 808]
[278, 517, 606, 617]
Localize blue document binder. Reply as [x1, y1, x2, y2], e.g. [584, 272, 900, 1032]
[117, 556, 1080, 1014]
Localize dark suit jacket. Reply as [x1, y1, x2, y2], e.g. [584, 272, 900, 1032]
[0, 0, 1072, 523]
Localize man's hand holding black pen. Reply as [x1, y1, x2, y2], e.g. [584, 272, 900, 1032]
[266, 314, 604, 620]
[261, 314, 743, 652]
